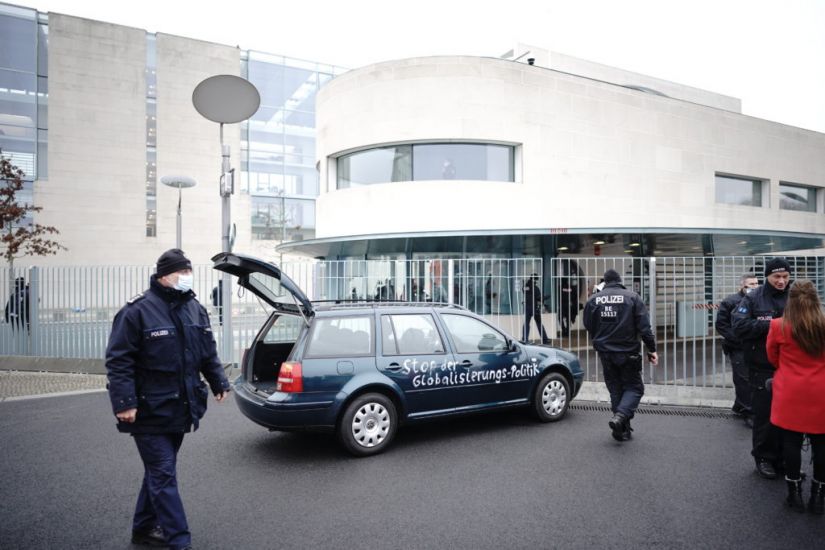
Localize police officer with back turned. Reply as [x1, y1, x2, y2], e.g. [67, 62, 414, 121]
[733, 258, 792, 480]
[106, 249, 230, 549]
[583, 269, 658, 441]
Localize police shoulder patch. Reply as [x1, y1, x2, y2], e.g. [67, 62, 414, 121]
[127, 292, 145, 305]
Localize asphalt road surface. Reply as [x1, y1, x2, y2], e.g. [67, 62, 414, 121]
[2, 392, 824, 549]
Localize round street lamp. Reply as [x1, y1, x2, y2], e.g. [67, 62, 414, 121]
[192, 74, 260, 365]
[160, 175, 197, 249]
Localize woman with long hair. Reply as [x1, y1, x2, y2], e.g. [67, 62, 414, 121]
[767, 279, 825, 514]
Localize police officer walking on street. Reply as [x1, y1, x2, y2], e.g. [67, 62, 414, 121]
[583, 269, 658, 441]
[733, 258, 792, 480]
[715, 273, 759, 425]
[106, 249, 230, 549]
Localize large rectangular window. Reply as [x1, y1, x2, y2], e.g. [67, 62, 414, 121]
[338, 145, 412, 187]
[413, 143, 513, 181]
[715, 174, 763, 207]
[250, 196, 316, 241]
[0, 4, 46, 180]
[145, 33, 157, 237]
[242, 52, 345, 241]
[779, 182, 818, 212]
[337, 143, 516, 189]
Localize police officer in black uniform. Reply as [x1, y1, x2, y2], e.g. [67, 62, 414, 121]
[733, 258, 792, 480]
[583, 269, 658, 441]
[106, 249, 230, 549]
[715, 272, 759, 424]
[522, 274, 549, 343]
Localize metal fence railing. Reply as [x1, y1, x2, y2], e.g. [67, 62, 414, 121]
[0, 258, 542, 365]
[2, 255, 823, 392]
[547, 256, 825, 388]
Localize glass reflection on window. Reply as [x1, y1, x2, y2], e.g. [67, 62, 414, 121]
[779, 183, 817, 212]
[337, 143, 515, 188]
[715, 174, 762, 207]
[338, 145, 412, 188]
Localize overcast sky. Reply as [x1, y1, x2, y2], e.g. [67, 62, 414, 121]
[13, 0, 825, 133]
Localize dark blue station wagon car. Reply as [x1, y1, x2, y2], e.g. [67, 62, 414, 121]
[214, 253, 584, 456]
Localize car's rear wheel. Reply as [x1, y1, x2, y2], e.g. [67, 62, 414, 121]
[532, 372, 570, 422]
[338, 393, 397, 457]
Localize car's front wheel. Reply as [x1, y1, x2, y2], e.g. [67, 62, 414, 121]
[338, 393, 398, 457]
[532, 372, 570, 422]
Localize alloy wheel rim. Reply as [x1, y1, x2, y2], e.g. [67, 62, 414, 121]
[542, 380, 567, 416]
[352, 402, 391, 448]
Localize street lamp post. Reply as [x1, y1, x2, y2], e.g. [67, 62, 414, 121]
[160, 175, 197, 249]
[192, 75, 260, 366]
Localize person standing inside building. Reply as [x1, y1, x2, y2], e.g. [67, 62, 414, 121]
[715, 273, 759, 424]
[766, 280, 825, 514]
[583, 269, 658, 441]
[522, 274, 548, 344]
[733, 258, 792, 480]
[105, 249, 230, 550]
[429, 260, 448, 303]
[557, 266, 580, 337]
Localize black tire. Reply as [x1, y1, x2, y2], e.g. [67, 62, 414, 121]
[337, 393, 398, 457]
[532, 372, 570, 422]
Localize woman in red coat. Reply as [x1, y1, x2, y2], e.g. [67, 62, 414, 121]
[767, 279, 825, 514]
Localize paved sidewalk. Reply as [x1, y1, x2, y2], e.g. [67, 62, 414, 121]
[0, 367, 242, 401]
[0, 370, 107, 401]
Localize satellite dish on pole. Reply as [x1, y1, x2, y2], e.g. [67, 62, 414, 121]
[192, 74, 260, 124]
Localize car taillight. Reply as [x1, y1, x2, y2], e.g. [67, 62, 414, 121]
[276, 362, 303, 392]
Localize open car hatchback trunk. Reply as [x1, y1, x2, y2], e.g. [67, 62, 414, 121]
[243, 312, 305, 395]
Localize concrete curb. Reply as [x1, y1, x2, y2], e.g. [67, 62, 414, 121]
[0, 356, 106, 374]
[578, 380, 734, 409]
[1, 388, 107, 403]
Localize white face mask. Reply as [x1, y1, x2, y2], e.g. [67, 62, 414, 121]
[174, 273, 194, 293]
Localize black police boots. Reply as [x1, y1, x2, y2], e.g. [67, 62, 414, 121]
[810, 479, 825, 515]
[785, 477, 805, 513]
[755, 458, 777, 480]
[609, 413, 629, 442]
[131, 526, 167, 547]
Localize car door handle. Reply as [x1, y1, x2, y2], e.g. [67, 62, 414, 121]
[385, 363, 403, 372]
[459, 360, 473, 368]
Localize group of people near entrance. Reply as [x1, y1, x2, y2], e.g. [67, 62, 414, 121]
[581, 259, 825, 516]
[715, 258, 825, 514]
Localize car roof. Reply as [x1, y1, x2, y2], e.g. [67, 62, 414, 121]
[311, 301, 469, 315]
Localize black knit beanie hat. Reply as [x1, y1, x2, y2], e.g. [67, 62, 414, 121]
[764, 258, 791, 278]
[603, 269, 622, 283]
[156, 248, 192, 277]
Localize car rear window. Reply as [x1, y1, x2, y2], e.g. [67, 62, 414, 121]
[305, 316, 373, 357]
[262, 314, 304, 344]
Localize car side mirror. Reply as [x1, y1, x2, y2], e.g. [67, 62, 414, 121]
[508, 339, 518, 353]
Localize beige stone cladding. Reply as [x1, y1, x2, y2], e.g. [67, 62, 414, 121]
[314, 56, 825, 243]
[30, 14, 244, 267]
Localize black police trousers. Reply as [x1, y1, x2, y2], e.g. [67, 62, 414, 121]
[133, 433, 191, 549]
[749, 369, 781, 463]
[599, 352, 644, 420]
